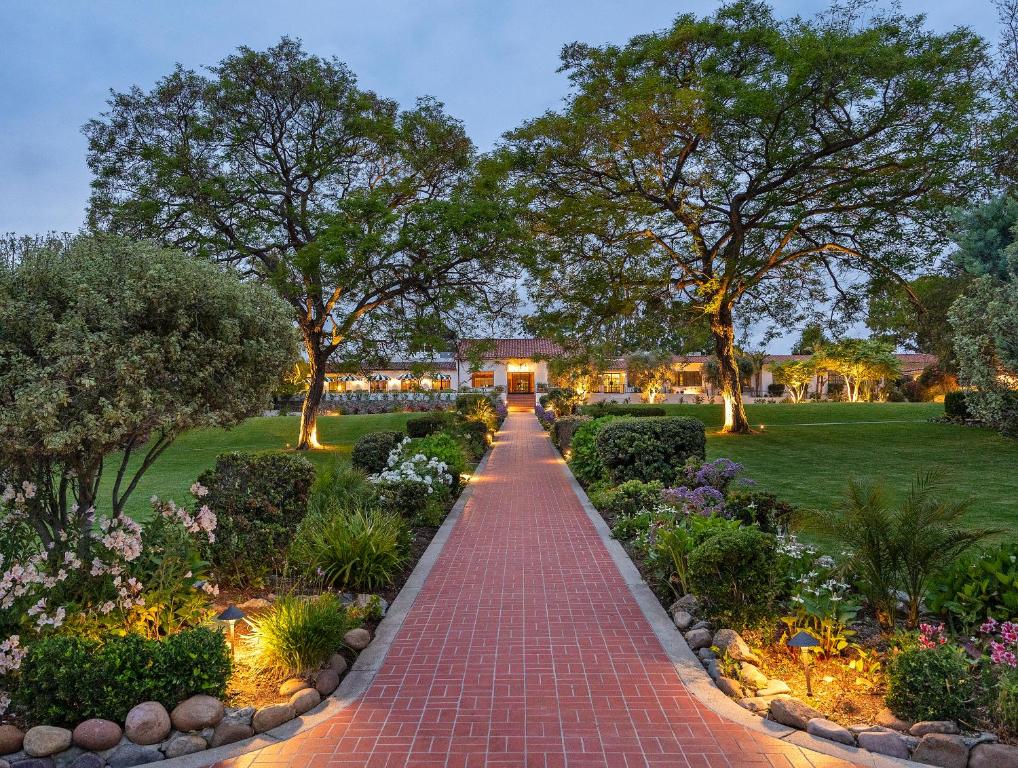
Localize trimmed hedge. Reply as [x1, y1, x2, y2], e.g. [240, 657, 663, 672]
[583, 402, 666, 418]
[351, 430, 405, 474]
[16, 627, 231, 725]
[944, 390, 970, 420]
[551, 415, 592, 453]
[594, 417, 706, 485]
[688, 526, 780, 627]
[406, 413, 452, 438]
[568, 416, 624, 486]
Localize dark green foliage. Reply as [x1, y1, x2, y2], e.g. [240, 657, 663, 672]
[409, 431, 468, 489]
[767, 383, 785, 397]
[446, 419, 489, 461]
[927, 543, 1018, 630]
[996, 668, 1018, 735]
[944, 390, 971, 420]
[243, 593, 353, 674]
[308, 463, 377, 517]
[376, 480, 450, 526]
[589, 480, 664, 519]
[550, 415, 592, 453]
[595, 417, 706, 485]
[199, 452, 316, 585]
[725, 490, 794, 534]
[456, 393, 492, 413]
[406, 413, 453, 438]
[16, 628, 230, 725]
[567, 416, 624, 486]
[688, 526, 780, 628]
[582, 402, 666, 418]
[543, 388, 580, 415]
[886, 643, 973, 722]
[351, 431, 405, 474]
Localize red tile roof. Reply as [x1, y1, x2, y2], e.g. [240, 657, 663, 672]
[457, 338, 565, 360]
[327, 360, 456, 373]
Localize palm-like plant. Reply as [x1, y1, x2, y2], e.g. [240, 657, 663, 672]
[798, 472, 997, 630]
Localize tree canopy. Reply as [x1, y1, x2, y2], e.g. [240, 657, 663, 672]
[819, 338, 902, 403]
[502, 0, 991, 432]
[85, 37, 521, 449]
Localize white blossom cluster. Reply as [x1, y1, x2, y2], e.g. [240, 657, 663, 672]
[368, 439, 453, 493]
[152, 488, 217, 543]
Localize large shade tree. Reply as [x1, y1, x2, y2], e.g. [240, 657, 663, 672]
[504, 1, 990, 432]
[86, 38, 520, 449]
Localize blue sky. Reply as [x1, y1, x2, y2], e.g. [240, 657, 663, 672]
[0, 0, 1000, 237]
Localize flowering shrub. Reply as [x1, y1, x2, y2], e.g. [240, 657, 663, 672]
[780, 552, 859, 659]
[678, 457, 747, 493]
[661, 485, 726, 517]
[536, 403, 556, 430]
[369, 438, 455, 523]
[979, 618, 1018, 667]
[886, 632, 973, 721]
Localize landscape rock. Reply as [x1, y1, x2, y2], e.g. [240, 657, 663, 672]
[704, 659, 721, 682]
[170, 695, 224, 732]
[353, 594, 388, 615]
[684, 628, 712, 651]
[236, 597, 271, 611]
[224, 707, 255, 726]
[857, 730, 911, 759]
[739, 662, 769, 690]
[72, 720, 121, 752]
[716, 677, 744, 698]
[209, 721, 254, 748]
[290, 687, 322, 715]
[67, 755, 104, 768]
[911, 733, 969, 768]
[8, 759, 54, 768]
[252, 704, 295, 733]
[970, 742, 1018, 768]
[0, 727, 25, 756]
[672, 610, 694, 631]
[696, 648, 716, 661]
[343, 628, 371, 651]
[670, 594, 699, 614]
[712, 629, 761, 665]
[124, 702, 172, 746]
[315, 668, 341, 695]
[162, 734, 207, 759]
[755, 680, 790, 697]
[108, 743, 164, 767]
[874, 707, 911, 732]
[769, 697, 823, 730]
[23, 728, 72, 758]
[806, 718, 855, 746]
[52, 747, 83, 768]
[690, 620, 711, 632]
[279, 678, 310, 697]
[964, 732, 998, 749]
[739, 696, 783, 715]
[910, 720, 960, 737]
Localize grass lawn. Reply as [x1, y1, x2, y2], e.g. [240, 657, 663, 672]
[102, 413, 415, 520]
[635, 402, 1018, 530]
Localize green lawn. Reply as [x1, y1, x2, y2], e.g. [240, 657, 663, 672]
[641, 402, 1018, 530]
[103, 413, 415, 519]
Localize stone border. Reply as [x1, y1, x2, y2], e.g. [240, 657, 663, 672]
[156, 443, 496, 768]
[553, 439, 923, 768]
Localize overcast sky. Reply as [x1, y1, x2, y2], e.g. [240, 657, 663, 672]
[0, 0, 1002, 349]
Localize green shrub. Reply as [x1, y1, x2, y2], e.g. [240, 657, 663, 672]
[927, 543, 1018, 630]
[199, 452, 316, 585]
[544, 387, 581, 415]
[582, 402, 666, 418]
[309, 463, 377, 517]
[406, 412, 453, 438]
[996, 667, 1018, 735]
[446, 419, 489, 461]
[595, 417, 706, 485]
[725, 490, 794, 534]
[455, 393, 491, 413]
[589, 480, 663, 519]
[550, 415, 591, 453]
[16, 627, 230, 725]
[944, 390, 971, 420]
[767, 383, 785, 397]
[375, 478, 451, 526]
[410, 432, 468, 488]
[291, 506, 409, 591]
[351, 430, 405, 474]
[885, 642, 973, 722]
[568, 416, 624, 486]
[688, 526, 780, 628]
[243, 593, 354, 674]
[463, 398, 499, 433]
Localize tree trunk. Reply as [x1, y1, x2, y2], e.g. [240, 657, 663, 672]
[297, 332, 329, 450]
[710, 306, 752, 434]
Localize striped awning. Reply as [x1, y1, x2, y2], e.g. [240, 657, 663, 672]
[338, 374, 360, 382]
[432, 373, 451, 381]
[398, 373, 418, 381]
[367, 373, 390, 382]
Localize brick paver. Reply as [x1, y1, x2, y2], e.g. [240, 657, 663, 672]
[221, 412, 855, 768]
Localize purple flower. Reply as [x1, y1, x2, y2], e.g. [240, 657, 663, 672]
[661, 485, 726, 517]
[681, 457, 745, 492]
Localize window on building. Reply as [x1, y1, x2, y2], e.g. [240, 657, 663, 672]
[369, 379, 388, 392]
[472, 371, 495, 388]
[400, 378, 416, 392]
[603, 372, 624, 394]
[432, 378, 451, 391]
[676, 370, 703, 388]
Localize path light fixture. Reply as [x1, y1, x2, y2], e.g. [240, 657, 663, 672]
[787, 630, 821, 697]
[216, 604, 247, 656]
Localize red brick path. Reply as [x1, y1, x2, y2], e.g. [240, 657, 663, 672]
[222, 413, 855, 768]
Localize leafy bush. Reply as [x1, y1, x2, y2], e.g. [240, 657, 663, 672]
[352, 431, 406, 474]
[455, 393, 492, 413]
[595, 417, 706, 485]
[446, 419, 489, 461]
[550, 415, 592, 453]
[996, 667, 1018, 735]
[654, 515, 741, 596]
[199, 452, 316, 585]
[243, 593, 353, 674]
[369, 443, 454, 525]
[410, 431, 468, 488]
[16, 627, 230, 725]
[406, 413, 452, 438]
[927, 543, 1018, 630]
[767, 383, 785, 396]
[291, 506, 409, 591]
[309, 463, 377, 517]
[725, 490, 794, 534]
[544, 387, 581, 415]
[885, 642, 973, 722]
[464, 398, 499, 434]
[582, 402, 666, 418]
[688, 526, 780, 627]
[944, 390, 971, 420]
[568, 416, 623, 486]
[589, 480, 663, 519]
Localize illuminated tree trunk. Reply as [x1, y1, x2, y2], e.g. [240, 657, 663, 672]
[297, 332, 328, 450]
[710, 305, 751, 434]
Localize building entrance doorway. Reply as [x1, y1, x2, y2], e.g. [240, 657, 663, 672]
[507, 372, 535, 394]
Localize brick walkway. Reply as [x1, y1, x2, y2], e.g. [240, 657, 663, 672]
[222, 412, 855, 768]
